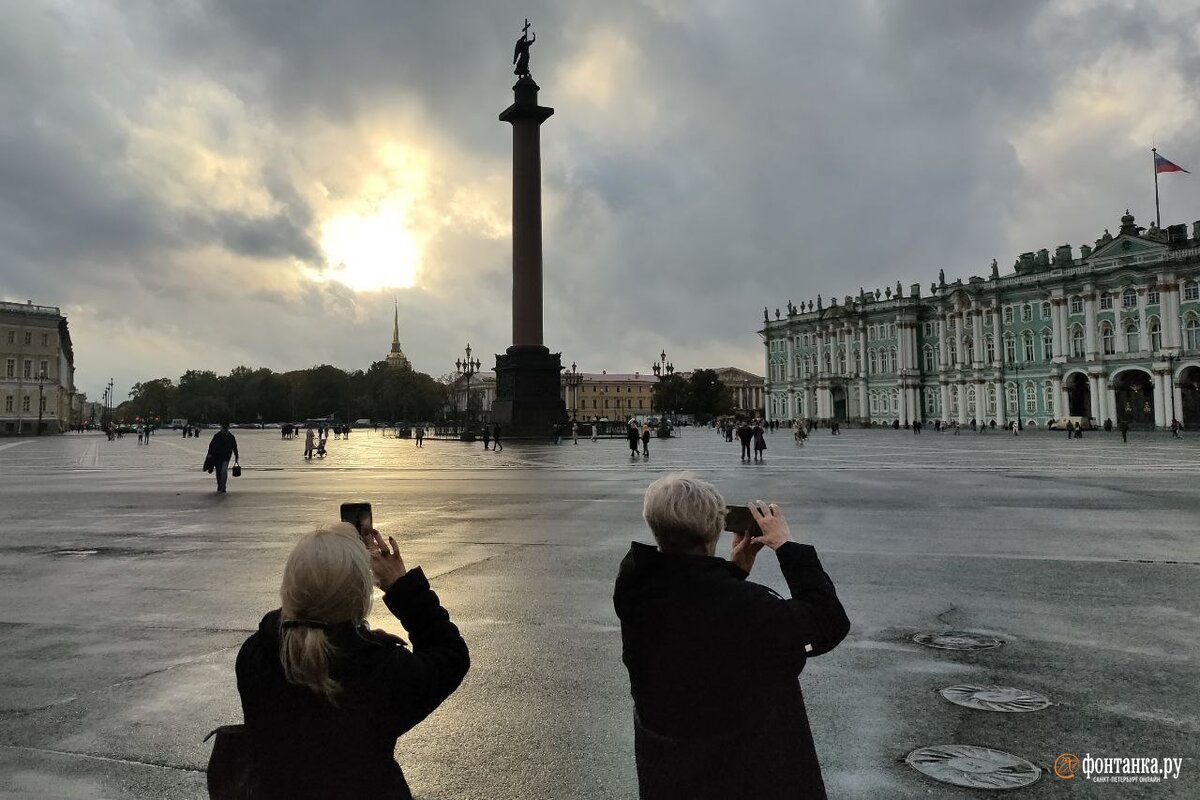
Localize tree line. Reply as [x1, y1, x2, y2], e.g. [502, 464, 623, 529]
[650, 369, 737, 422]
[118, 363, 447, 425]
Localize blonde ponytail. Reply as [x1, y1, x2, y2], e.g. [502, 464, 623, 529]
[278, 523, 373, 703]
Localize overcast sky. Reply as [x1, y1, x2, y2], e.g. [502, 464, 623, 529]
[5, 0, 1200, 401]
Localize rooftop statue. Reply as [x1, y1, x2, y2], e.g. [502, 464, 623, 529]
[938, 269, 945, 285]
[513, 19, 536, 77]
[990, 258, 999, 279]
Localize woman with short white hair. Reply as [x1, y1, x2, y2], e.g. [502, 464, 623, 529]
[235, 523, 469, 799]
[615, 472, 850, 799]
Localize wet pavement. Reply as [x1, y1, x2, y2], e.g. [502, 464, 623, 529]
[0, 428, 1197, 798]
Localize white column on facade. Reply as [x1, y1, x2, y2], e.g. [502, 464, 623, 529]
[858, 326, 868, 376]
[1166, 284, 1181, 348]
[972, 308, 984, 366]
[1086, 374, 1099, 421]
[938, 315, 949, 369]
[939, 383, 950, 422]
[1085, 292, 1098, 360]
[785, 336, 795, 381]
[1153, 371, 1167, 427]
[991, 307, 1002, 363]
[1172, 379, 1183, 424]
[1137, 289, 1148, 353]
[953, 312, 965, 366]
[1114, 313, 1126, 355]
[1105, 382, 1117, 425]
[957, 382, 969, 425]
[909, 386, 920, 421]
[1051, 301, 1064, 358]
[994, 380, 1006, 427]
[858, 379, 868, 418]
[1050, 375, 1063, 420]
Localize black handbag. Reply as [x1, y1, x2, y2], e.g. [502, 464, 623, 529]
[203, 455, 214, 473]
[204, 724, 255, 799]
[231, 464, 242, 478]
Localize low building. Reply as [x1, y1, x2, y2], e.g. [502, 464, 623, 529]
[564, 371, 657, 421]
[760, 210, 1200, 429]
[447, 370, 497, 424]
[0, 301, 76, 435]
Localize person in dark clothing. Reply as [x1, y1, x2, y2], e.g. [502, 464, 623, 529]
[206, 422, 240, 493]
[628, 419, 641, 457]
[236, 523, 469, 800]
[481, 425, 491, 450]
[491, 424, 503, 451]
[1119, 419, 1129, 442]
[614, 474, 850, 800]
[752, 421, 767, 461]
[736, 422, 753, 460]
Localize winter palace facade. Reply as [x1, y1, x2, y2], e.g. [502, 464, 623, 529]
[760, 211, 1200, 429]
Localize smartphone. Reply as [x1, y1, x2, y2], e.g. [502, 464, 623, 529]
[339, 502, 373, 536]
[724, 505, 762, 537]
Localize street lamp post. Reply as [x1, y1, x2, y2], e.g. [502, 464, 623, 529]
[1012, 362, 1023, 431]
[1165, 352, 1179, 427]
[455, 345, 481, 431]
[563, 362, 582, 422]
[651, 349, 674, 416]
[36, 370, 45, 435]
[899, 368, 911, 427]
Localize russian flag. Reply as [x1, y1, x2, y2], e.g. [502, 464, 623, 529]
[1154, 152, 1189, 174]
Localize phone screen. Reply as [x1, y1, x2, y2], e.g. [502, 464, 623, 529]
[723, 505, 762, 537]
[339, 502, 373, 536]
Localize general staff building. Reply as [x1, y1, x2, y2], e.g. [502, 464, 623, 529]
[760, 211, 1200, 429]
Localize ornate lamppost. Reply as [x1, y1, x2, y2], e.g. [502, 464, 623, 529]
[36, 370, 45, 435]
[899, 368, 911, 427]
[1011, 362, 1023, 431]
[563, 361, 582, 422]
[455, 345, 482, 430]
[1166, 352, 1180, 426]
[651, 350, 674, 432]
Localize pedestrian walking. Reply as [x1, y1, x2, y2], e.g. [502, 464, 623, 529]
[1171, 418, 1182, 439]
[736, 421, 753, 461]
[205, 422, 239, 493]
[591, 420, 599, 442]
[752, 421, 767, 461]
[641, 423, 651, 457]
[1119, 419, 1129, 443]
[482, 425, 491, 450]
[415, 425, 425, 447]
[572, 421, 579, 444]
[627, 419, 641, 457]
[492, 424, 503, 451]
[137, 425, 144, 445]
[304, 427, 315, 459]
[554, 423, 562, 445]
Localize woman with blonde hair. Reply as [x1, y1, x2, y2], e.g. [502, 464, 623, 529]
[235, 523, 469, 799]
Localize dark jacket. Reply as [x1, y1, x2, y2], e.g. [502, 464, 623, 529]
[614, 541, 849, 800]
[736, 425, 753, 444]
[207, 429, 239, 462]
[752, 425, 767, 451]
[235, 568, 469, 800]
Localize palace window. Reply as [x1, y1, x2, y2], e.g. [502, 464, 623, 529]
[1004, 336, 1016, 363]
[1022, 304, 1033, 322]
[1023, 332, 1035, 362]
[949, 387, 958, 412]
[3, 396, 10, 412]
[924, 323, 934, 337]
[1185, 281, 1199, 301]
[870, 393, 878, 413]
[889, 348, 898, 373]
[4, 359, 12, 378]
[985, 334, 995, 363]
[868, 327, 876, 342]
[967, 388, 976, 415]
[1041, 301, 1051, 319]
[1071, 326, 1085, 357]
[1185, 316, 1200, 349]
[1025, 383, 1037, 413]
[868, 350, 877, 374]
[1148, 289, 1160, 305]
[1125, 322, 1140, 352]
[1100, 324, 1115, 355]
[24, 332, 31, 345]
[1041, 329, 1053, 361]
[1070, 296, 1083, 314]
[23, 360, 31, 379]
[963, 336, 973, 362]
[1003, 306, 1013, 324]
[854, 350, 861, 373]
[824, 352, 832, 370]
[1122, 288, 1137, 308]
[1099, 293, 1113, 310]
[1044, 382, 1054, 415]
[5, 330, 12, 344]
[838, 351, 847, 374]
[924, 346, 936, 372]
[22, 396, 30, 412]
[987, 386, 996, 414]
[38, 360, 47, 377]
[1150, 319, 1162, 351]
[41, 333, 48, 346]
[1006, 384, 1018, 414]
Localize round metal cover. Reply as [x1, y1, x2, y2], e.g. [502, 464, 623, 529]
[940, 685, 1050, 713]
[906, 744, 1040, 789]
[913, 631, 1004, 650]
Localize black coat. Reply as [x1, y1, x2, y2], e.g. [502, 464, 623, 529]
[235, 568, 469, 800]
[207, 429, 239, 462]
[614, 541, 849, 800]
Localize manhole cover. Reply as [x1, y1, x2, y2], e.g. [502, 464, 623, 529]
[913, 631, 1004, 650]
[940, 685, 1050, 713]
[906, 744, 1040, 789]
[52, 549, 100, 557]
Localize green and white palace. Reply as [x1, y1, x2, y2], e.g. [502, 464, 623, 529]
[760, 211, 1200, 429]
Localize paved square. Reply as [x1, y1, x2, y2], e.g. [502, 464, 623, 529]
[0, 428, 1197, 798]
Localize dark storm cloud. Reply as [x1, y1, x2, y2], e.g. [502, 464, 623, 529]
[3, 0, 1200, 398]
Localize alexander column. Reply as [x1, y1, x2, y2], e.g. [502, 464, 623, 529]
[490, 19, 567, 436]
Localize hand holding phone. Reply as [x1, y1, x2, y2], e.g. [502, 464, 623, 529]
[724, 505, 762, 538]
[340, 502, 373, 538]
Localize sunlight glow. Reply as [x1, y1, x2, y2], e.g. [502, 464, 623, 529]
[319, 199, 422, 291]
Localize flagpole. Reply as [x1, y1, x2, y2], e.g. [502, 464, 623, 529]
[1153, 147, 1161, 228]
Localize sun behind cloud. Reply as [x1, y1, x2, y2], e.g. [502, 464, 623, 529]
[319, 199, 422, 291]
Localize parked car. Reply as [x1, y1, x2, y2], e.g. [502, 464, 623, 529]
[353, 418, 372, 428]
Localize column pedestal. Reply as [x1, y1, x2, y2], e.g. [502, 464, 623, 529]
[490, 345, 567, 437]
